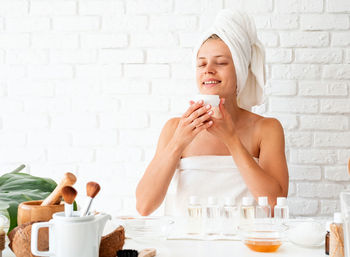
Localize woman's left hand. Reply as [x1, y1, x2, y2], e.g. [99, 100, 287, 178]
[206, 98, 236, 143]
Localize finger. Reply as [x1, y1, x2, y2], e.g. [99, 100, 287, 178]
[189, 100, 195, 105]
[193, 120, 213, 134]
[182, 100, 204, 118]
[191, 111, 213, 128]
[186, 104, 211, 123]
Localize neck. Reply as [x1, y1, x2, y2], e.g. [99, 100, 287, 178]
[222, 96, 243, 123]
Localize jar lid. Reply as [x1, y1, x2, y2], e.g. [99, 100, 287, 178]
[192, 94, 220, 107]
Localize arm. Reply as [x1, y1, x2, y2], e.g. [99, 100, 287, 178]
[226, 118, 289, 207]
[207, 99, 289, 207]
[136, 101, 214, 216]
[135, 118, 182, 216]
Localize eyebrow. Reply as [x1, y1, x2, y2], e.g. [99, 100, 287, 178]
[198, 55, 228, 59]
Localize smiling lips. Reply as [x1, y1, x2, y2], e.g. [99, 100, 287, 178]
[202, 79, 221, 88]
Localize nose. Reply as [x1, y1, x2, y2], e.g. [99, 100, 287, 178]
[203, 62, 216, 75]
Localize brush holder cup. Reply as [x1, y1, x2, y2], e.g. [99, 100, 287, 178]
[17, 200, 64, 226]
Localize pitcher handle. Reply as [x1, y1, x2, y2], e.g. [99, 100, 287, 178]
[31, 222, 54, 256]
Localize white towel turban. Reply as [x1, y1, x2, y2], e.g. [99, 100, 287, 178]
[193, 9, 266, 110]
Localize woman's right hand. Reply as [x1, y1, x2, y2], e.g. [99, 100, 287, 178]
[170, 100, 213, 150]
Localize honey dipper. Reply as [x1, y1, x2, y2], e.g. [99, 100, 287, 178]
[80, 182, 101, 217]
[41, 172, 77, 206]
[62, 186, 77, 217]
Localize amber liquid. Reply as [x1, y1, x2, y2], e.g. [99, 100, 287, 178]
[245, 239, 282, 252]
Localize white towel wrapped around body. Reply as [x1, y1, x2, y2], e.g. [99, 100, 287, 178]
[165, 155, 257, 216]
[193, 9, 266, 110]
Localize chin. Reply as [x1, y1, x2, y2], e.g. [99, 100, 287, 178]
[199, 88, 221, 95]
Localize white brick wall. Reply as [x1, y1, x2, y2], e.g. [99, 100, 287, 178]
[0, 0, 349, 218]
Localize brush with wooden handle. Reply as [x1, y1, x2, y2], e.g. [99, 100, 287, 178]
[80, 182, 101, 217]
[117, 248, 156, 257]
[41, 172, 77, 206]
[62, 186, 77, 217]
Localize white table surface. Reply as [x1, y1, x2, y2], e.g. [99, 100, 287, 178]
[2, 239, 325, 257]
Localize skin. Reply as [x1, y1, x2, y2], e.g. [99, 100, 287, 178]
[136, 38, 289, 216]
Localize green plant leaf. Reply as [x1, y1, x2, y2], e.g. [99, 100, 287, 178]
[0, 165, 57, 232]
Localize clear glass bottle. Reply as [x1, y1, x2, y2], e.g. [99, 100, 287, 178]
[205, 196, 221, 235]
[256, 196, 271, 219]
[240, 197, 255, 224]
[222, 197, 239, 236]
[187, 196, 202, 234]
[274, 197, 289, 222]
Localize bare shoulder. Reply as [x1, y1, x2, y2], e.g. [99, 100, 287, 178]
[163, 117, 180, 133]
[256, 116, 283, 130]
[240, 111, 282, 134]
[255, 116, 285, 146]
[155, 117, 180, 152]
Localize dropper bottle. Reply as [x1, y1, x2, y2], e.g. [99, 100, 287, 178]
[255, 196, 271, 219]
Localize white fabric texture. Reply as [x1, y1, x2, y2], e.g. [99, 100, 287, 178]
[165, 155, 257, 216]
[193, 9, 266, 110]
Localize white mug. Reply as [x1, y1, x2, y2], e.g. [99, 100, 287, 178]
[31, 212, 111, 257]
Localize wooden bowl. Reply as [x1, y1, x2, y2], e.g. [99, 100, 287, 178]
[17, 200, 64, 225]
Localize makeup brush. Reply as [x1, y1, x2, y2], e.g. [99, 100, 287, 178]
[41, 172, 77, 206]
[62, 186, 77, 217]
[80, 182, 101, 217]
[117, 248, 156, 257]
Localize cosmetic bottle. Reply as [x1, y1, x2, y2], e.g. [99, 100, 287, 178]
[240, 197, 255, 224]
[205, 196, 221, 235]
[330, 212, 344, 257]
[187, 195, 202, 234]
[222, 197, 239, 236]
[274, 197, 289, 222]
[255, 196, 271, 219]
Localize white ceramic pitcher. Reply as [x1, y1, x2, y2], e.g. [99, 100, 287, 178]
[31, 211, 111, 257]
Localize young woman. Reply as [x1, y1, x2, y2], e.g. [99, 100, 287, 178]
[136, 9, 289, 216]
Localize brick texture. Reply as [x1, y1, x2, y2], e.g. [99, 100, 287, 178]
[0, 0, 349, 219]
